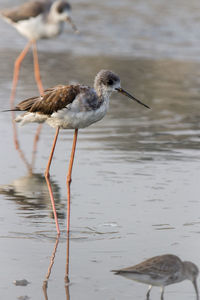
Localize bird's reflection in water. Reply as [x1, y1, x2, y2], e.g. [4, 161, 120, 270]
[42, 232, 71, 300]
[0, 172, 65, 220]
[65, 276, 70, 300]
[43, 236, 60, 300]
[65, 229, 71, 300]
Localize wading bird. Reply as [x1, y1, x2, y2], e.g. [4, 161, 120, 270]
[8, 69, 150, 235]
[112, 254, 199, 300]
[1, 0, 78, 102]
[1, 0, 78, 172]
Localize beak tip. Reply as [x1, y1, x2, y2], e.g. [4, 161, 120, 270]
[117, 88, 151, 109]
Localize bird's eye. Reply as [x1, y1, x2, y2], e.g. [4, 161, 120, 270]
[57, 3, 71, 13]
[107, 79, 113, 85]
[57, 4, 64, 13]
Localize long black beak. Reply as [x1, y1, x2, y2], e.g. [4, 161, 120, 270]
[115, 88, 150, 109]
[66, 16, 79, 34]
[193, 279, 199, 300]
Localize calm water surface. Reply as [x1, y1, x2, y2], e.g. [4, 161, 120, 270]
[0, 1, 200, 299]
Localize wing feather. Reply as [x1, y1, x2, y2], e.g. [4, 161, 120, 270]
[113, 255, 183, 277]
[1, 1, 50, 23]
[16, 85, 81, 115]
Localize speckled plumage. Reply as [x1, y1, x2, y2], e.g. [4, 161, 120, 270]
[13, 69, 149, 129]
[14, 70, 146, 129]
[5, 70, 149, 235]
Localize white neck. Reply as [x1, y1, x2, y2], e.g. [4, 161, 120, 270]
[94, 84, 113, 102]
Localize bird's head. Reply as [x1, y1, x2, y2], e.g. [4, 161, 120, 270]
[94, 70, 150, 109]
[183, 261, 199, 298]
[52, 1, 79, 33]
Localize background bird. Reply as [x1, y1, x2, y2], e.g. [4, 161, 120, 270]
[1, 0, 79, 172]
[1, 0, 78, 104]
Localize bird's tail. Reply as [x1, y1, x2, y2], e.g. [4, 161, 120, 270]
[111, 270, 121, 274]
[1, 108, 18, 112]
[1, 96, 39, 113]
[15, 96, 39, 111]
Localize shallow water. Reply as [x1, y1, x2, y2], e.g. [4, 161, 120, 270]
[0, 1, 200, 300]
[1, 0, 200, 60]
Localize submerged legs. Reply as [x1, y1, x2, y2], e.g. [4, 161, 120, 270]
[44, 128, 78, 236]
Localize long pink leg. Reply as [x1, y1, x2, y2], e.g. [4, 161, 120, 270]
[65, 129, 78, 280]
[31, 41, 44, 169]
[10, 42, 33, 173]
[66, 129, 78, 234]
[32, 40, 44, 95]
[10, 41, 32, 109]
[44, 128, 60, 235]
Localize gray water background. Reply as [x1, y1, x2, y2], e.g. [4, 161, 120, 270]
[0, 0, 200, 299]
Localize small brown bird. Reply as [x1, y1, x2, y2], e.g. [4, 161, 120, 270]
[112, 254, 199, 300]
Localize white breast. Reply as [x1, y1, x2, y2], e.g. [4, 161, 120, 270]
[119, 273, 166, 286]
[14, 15, 62, 40]
[46, 100, 110, 129]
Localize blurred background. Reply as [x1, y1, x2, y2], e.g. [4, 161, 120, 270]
[0, 0, 200, 299]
